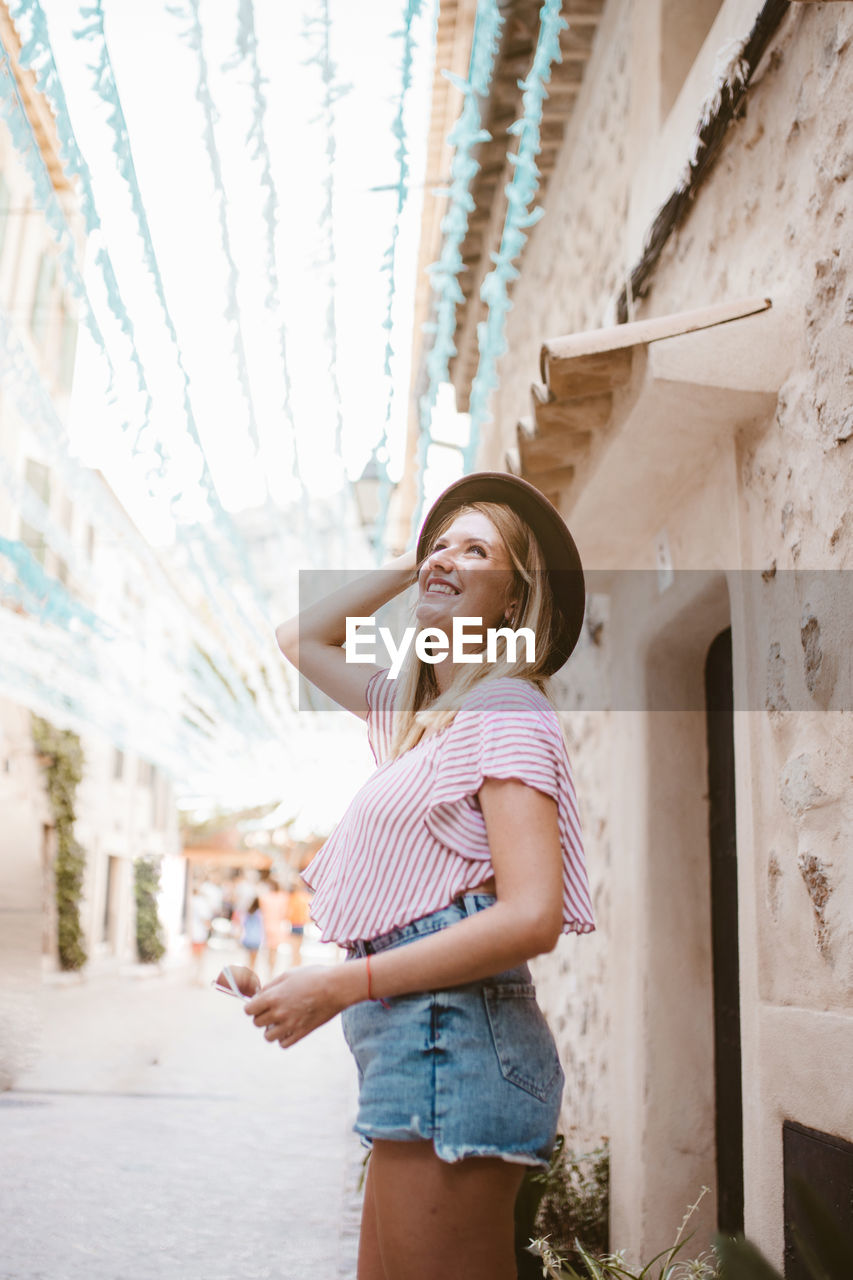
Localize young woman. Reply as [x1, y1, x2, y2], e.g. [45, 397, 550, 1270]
[245, 473, 594, 1280]
[258, 877, 289, 979]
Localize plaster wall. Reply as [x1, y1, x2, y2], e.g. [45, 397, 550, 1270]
[473, 0, 853, 1264]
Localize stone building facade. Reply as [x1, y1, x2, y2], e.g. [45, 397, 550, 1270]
[409, 0, 852, 1267]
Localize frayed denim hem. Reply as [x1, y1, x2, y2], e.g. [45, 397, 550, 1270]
[354, 1123, 550, 1170]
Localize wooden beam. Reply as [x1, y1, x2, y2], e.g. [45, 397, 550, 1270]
[539, 119, 566, 145]
[523, 464, 577, 491]
[520, 424, 590, 471]
[545, 348, 634, 400]
[563, 0, 606, 22]
[540, 296, 772, 379]
[531, 388, 611, 437]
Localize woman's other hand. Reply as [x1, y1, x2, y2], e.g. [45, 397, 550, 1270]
[244, 965, 354, 1048]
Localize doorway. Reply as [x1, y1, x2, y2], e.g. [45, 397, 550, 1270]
[705, 627, 744, 1234]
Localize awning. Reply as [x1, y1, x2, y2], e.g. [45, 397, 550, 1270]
[183, 847, 273, 870]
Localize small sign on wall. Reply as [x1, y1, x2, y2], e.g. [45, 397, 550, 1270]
[783, 1120, 853, 1278]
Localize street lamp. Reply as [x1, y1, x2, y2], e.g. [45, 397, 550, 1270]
[352, 457, 382, 530]
[352, 457, 396, 556]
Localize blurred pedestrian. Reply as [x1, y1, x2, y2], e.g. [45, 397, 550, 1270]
[240, 897, 264, 971]
[228, 869, 257, 940]
[258, 879, 289, 979]
[286, 880, 312, 967]
[200, 872, 224, 923]
[189, 887, 212, 986]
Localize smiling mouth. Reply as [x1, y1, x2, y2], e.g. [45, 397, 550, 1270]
[425, 582, 460, 596]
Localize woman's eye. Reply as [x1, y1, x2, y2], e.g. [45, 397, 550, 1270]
[469, 545, 486, 557]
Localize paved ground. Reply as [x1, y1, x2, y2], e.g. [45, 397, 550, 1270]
[0, 940, 364, 1280]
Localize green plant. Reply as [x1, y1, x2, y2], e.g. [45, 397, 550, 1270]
[134, 857, 166, 963]
[32, 715, 88, 971]
[523, 1137, 609, 1273]
[529, 1186, 718, 1279]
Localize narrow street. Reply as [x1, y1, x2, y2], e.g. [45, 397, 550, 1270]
[0, 941, 364, 1280]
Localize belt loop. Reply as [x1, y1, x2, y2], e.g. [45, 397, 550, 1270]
[460, 893, 492, 918]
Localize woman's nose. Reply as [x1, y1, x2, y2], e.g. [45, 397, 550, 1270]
[427, 546, 455, 572]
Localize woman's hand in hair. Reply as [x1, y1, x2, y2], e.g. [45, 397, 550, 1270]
[274, 548, 419, 717]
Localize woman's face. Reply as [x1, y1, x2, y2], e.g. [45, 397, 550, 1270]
[415, 510, 518, 635]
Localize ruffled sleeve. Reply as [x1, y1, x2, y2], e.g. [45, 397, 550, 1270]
[424, 678, 562, 861]
[365, 667, 396, 765]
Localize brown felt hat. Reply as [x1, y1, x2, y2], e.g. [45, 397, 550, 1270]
[416, 472, 586, 674]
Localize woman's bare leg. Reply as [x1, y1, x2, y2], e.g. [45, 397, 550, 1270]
[366, 1139, 525, 1280]
[357, 1157, 388, 1280]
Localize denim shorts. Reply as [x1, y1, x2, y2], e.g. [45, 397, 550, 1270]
[340, 894, 564, 1168]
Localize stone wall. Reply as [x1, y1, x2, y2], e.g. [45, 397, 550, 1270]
[641, 0, 853, 1011]
[473, 0, 852, 1257]
[497, 0, 635, 1159]
[531, 696, 612, 1149]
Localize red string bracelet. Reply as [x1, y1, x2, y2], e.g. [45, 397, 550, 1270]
[365, 954, 390, 1009]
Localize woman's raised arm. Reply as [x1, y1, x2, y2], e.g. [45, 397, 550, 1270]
[275, 548, 418, 716]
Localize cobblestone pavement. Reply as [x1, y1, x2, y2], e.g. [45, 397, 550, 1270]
[0, 941, 364, 1280]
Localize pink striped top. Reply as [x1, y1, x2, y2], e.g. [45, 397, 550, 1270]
[302, 669, 595, 946]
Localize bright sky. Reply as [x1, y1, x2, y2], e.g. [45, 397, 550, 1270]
[38, 0, 439, 543]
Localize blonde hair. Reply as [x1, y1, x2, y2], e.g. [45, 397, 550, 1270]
[387, 501, 560, 759]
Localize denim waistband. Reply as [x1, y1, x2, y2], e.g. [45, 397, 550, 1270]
[346, 893, 497, 958]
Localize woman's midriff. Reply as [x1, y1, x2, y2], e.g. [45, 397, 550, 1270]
[459, 876, 497, 897]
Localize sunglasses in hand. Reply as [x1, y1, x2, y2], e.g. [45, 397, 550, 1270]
[211, 964, 261, 1001]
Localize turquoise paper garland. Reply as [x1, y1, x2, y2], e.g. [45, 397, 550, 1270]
[172, 0, 262, 457]
[465, 0, 567, 465]
[410, 0, 504, 542]
[368, 0, 427, 561]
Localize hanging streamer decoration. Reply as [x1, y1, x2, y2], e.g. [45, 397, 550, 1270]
[224, 0, 314, 552]
[70, 6, 244, 535]
[365, 0, 425, 561]
[0, 17, 142, 437]
[409, 0, 504, 542]
[0, 307, 283, 797]
[464, 0, 567, 468]
[69, 1, 293, 717]
[8, 0, 165, 471]
[172, 0, 262, 457]
[0, 5, 295, 773]
[302, 0, 350, 466]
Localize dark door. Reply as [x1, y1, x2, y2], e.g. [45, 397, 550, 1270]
[705, 627, 744, 1234]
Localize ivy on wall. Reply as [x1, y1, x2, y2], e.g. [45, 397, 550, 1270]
[31, 714, 87, 971]
[134, 857, 166, 964]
